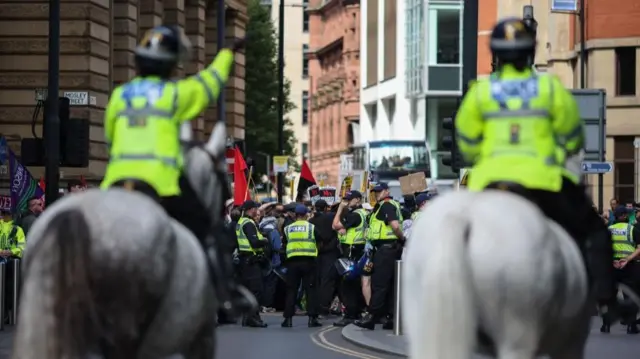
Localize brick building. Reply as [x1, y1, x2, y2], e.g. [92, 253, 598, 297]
[477, 0, 640, 206]
[0, 0, 248, 182]
[307, 0, 360, 186]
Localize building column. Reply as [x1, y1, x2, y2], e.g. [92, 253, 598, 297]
[113, 0, 139, 87]
[139, 0, 163, 38]
[185, 0, 207, 140]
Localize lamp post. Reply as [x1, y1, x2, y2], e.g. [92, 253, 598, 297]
[523, 5, 538, 68]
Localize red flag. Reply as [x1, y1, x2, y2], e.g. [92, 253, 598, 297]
[233, 146, 249, 205]
[38, 177, 45, 191]
[296, 160, 317, 200]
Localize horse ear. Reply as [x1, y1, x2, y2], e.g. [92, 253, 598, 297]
[204, 122, 227, 158]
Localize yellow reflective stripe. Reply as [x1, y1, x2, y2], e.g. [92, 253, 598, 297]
[483, 109, 550, 119]
[110, 154, 179, 167]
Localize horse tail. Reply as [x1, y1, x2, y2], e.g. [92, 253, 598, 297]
[14, 208, 100, 359]
[407, 213, 477, 359]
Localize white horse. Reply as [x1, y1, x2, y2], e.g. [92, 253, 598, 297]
[402, 189, 591, 359]
[12, 122, 236, 359]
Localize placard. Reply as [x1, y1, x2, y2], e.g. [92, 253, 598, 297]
[272, 156, 289, 173]
[399, 172, 427, 195]
[318, 186, 337, 206]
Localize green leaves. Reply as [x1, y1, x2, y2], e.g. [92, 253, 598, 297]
[245, 0, 297, 177]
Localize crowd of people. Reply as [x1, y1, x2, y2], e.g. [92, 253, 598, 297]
[222, 183, 437, 329]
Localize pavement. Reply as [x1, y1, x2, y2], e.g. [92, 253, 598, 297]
[341, 321, 640, 358]
[0, 314, 397, 359]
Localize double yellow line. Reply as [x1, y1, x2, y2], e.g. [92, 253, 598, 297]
[309, 326, 386, 359]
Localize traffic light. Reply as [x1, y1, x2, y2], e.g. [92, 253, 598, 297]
[440, 114, 463, 173]
[21, 97, 89, 167]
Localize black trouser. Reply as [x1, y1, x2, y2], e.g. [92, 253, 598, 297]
[284, 257, 318, 318]
[615, 261, 640, 321]
[340, 244, 365, 318]
[237, 254, 265, 320]
[316, 250, 340, 314]
[526, 178, 617, 304]
[262, 271, 279, 308]
[369, 241, 402, 318]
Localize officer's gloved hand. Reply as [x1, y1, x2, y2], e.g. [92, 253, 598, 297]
[230, 36, 247, 52]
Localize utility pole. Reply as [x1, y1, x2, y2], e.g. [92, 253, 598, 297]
[276, 0, 285, 203]
[45, 0, 61, 206]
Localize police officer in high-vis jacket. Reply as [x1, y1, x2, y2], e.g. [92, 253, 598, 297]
[355, 183, 405, 330]
[101, 25, 249, 314]
[332, 190, 367, 326]
[455, 17, 633, 322]
[236, 200, 269, 328]
[282, 205, 323, 328]
[604, 206, 640, 334]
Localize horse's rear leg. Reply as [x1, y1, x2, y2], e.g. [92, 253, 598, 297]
[496, 346, 537, 359]
[185, 318, 215, 359]
[550, 345, 585, 359]
[494, 324, 539, 359]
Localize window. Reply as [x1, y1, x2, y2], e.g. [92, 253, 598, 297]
[427, 3, 461, 65]
[405, 0, 424, 96]
[303, 0, 309, 32]
[368, 141, 429, 172]
[615, 47, 636, 96]
[614, 136, 635, 203]
[302, 91, 309, 125]
[301, 142, 309, 159]
[303, 44, 309, 78]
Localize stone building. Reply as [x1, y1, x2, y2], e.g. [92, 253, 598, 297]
[307, 0, 360, 186]
[0, 0, 248, 182]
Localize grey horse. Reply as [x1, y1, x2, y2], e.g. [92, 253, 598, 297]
[12, 123, 236, 359]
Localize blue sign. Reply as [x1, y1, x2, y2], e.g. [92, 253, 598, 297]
[581, 161, 613, 174]
[551, 0, 578, 12]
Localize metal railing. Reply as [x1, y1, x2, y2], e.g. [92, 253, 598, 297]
[393, 259, 403, 336]
[0, 258, 21, 331]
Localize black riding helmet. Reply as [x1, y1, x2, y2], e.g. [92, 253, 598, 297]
[135, 25, 192, 78]
[490, 18, 536, 67]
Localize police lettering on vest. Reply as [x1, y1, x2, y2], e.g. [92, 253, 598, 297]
[609, 222, 637, 260]
[367, 199, 402, 241]
[236, 217, 266, 254]
[341, 208, 367, 245]
[284, 220, 318, 258]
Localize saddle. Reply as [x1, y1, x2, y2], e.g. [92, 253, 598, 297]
[112, 179, 161, 201]
[485, 181, 529, 198]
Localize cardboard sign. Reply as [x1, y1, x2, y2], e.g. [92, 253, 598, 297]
[340, 175, 353, 198]
[307, 185, 320, 204]
[399, 172, 427, 195]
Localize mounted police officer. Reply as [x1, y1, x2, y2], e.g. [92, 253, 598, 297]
[455, 17, 635, 323]
[332, 190, 367, 326]
[355, 183, 405, 330]
[282, 204, 323, 328]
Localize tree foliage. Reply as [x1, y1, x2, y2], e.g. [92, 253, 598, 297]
[244, 0, 297, 176]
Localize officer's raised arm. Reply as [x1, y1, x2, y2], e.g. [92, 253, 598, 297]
[550, 77, 584, 155]
[455, 82, 484, 163]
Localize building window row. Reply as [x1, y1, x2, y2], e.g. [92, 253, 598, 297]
[405, 0, 424, 97]
[615, 47, 636, 97]
[302, 90, 309, 125]
[303, 44, 309, 78]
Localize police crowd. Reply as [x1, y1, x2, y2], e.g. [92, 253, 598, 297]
[601, 198, 640, 334]
[223, 182, 436, 330]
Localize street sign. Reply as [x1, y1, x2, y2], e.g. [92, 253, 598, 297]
[551, 0, 577, 12]
[571, 89, 606, 162]
[581, 161, 613, 174]
[63, 91, 89, 106]
[272, 156, 289, 173]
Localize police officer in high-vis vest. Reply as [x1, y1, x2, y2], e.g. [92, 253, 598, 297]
[101, 25, 249, 315]
[411, 193, 431, 221]
[332, 190, 367, 326]
[355, 183, 405, 330]
[282, 205, 323, 328]
[604, 206, 640, 334]
[235, 200, 269, 328]
[455, 17, 633, 322]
